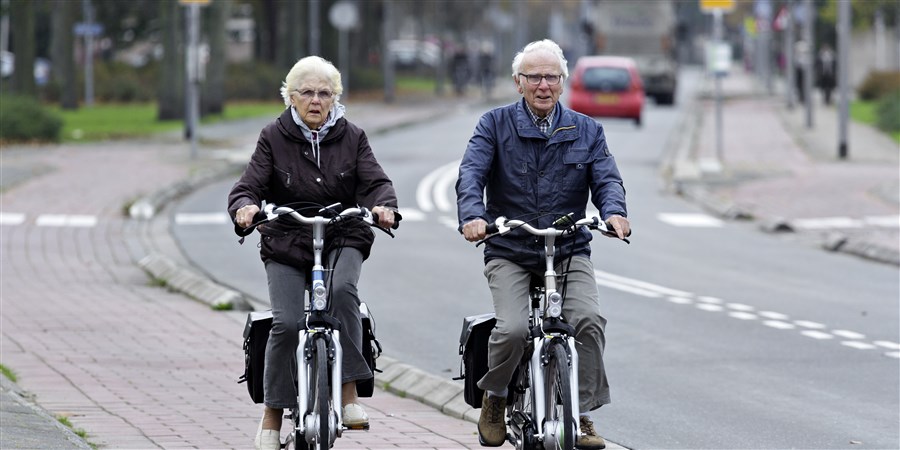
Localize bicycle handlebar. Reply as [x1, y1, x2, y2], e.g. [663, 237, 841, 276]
[234, 202, 400, 238]
[483, 215, 630, 244]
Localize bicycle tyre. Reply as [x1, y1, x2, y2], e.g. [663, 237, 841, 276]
[314, 337, 331, 450]
[545, 341, 575, 450]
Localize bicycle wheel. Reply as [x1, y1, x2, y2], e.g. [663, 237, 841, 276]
[544, 341, 575, 450]
[284, 408, 310, 450]
[313, 337, 331, 450]
[507, 364, 538, 450]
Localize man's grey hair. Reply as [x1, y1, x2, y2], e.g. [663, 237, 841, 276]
[511, 39, 569, 78]
[280, 56, 344, 106]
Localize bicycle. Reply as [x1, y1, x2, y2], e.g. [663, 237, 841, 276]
[466, 213, 628, 450]
[237, 202, 398, 450]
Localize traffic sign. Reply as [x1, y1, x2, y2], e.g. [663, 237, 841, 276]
[74, 22, 103, 36]
[700, 0, 735, 13]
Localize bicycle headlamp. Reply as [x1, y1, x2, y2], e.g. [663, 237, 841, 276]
[547, 292, 562, 318]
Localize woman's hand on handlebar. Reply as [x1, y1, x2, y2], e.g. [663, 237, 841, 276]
[235, 204, 261, 228]
[371, 206, 396, 229]
[462, 218, 488, 242]
[605, 214, 631, 240]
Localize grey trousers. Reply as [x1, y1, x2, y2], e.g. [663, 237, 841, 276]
[262, 248, 371, 409]
[477, 256, 610, 411]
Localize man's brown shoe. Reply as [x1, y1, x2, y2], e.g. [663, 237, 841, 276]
[477, 392, 507, 446]
[576, 415, 606, 449]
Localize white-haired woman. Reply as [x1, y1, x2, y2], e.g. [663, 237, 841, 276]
[229, 55, 398, 450]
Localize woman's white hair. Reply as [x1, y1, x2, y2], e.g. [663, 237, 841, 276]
[280, 56, 344, 106]
[510, 39, 569, 78]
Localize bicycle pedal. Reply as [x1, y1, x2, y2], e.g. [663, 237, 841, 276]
[344, 423, 369, 431]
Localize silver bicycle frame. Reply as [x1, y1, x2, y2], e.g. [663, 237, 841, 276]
[296, 330, 343, 443]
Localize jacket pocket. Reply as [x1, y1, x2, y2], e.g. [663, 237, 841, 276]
[562, 148, 590, 191]
[274, 165, 292, 188]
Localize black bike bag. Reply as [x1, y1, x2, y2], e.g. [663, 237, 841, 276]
[239, 309, 273, 404]
[455, 313, 496, 408]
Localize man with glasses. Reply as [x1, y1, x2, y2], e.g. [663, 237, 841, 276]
[456, 39, 629, 449]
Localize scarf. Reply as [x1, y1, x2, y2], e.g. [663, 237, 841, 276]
[290, 101, 346, 167]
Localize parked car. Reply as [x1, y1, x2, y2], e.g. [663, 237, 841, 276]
[567, 55, 644, 126]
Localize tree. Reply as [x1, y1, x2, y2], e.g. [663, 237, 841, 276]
[10, 0, 37, 96]
[157, 0, 184, 120]
[203, 0, 230, 115]
[50, 0, 78, 109]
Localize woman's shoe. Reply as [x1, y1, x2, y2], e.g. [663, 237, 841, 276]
[255, 417, 281, 450]
[342, 403, 370, 429]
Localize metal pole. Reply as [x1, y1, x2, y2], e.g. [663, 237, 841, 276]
[714, 9, 724, 163]
[837, 0, 850, 159]
[339, 29, 348, 98]
[309, 0, 320, 55]
[382, 0, 394, 103]
[82, 0, 94, 107]
[785, 0, 795, 108]
[187, 3, 200, 159]
[803, 0, 814, 128]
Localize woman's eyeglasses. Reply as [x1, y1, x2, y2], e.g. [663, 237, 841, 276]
[296, 89, 334, 100]
[518, 73, 562, 86]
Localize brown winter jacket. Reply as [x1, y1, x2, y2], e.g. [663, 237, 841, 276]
[228, 107, 398, 269]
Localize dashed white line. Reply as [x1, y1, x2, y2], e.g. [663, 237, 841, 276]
[841, 341, 876, 350]
[873, 341, 900, 350]
[667, 296, 693, 305]
[794, 320, 826, 329]
[726, 303, 755, 311]
[657, 213, 724, 227]
[174, 213, 229, 225]
[759, 311, 790, 320]
[696, 303, 724, 312]
[0, 212, 26, 225]
[801, 330, 834, 340]
[763, 320, 796, 330]
[832, 330, 865, 340]
[35, 214, 97, 227]
[728, 312, 758, 320]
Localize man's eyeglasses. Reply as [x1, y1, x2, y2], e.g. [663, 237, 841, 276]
[295, 89, 334, 100]
[518, 73, 562, 86]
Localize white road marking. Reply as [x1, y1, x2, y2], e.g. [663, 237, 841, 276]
[758, 311, 790, 320]
[794, 320, 826, 329]
[726, 303, 755, 311]
[657, 213, 723, 227]
[594, 270, 692, 297]
[439, 216, 459, 230]
[873, 341, 900, 350]
[0, 212, 26, 225]
[791, 217, 864, 229]
[885, 352, 900, 359]
[35, 214, 97, 227]
[832, 330, 865, 340]
[174, 212, 229, 225]
[417, 160, 460, 212]
[864, 215, 900, 227]
[696, 303, 724, 312]
[763, 320, 796, 330]
[801, 330, 834, 340]
[595, 278, 662, 298]
[433, 163, 459, 212]
[667, 296, 693, 304]
[697, 296, 723, 304]
[728, 312, 758, 320]
[399, 209, 426, 221]
[841, 341, 876, 350]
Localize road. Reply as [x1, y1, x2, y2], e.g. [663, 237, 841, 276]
[170, 69, 899, 449]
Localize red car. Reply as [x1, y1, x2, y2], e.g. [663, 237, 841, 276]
[567, 56, 645, 126]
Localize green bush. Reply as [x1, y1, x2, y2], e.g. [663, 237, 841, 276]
[225, 62, 283, 101]
[93, 62, 156, 102]
[0, 95, 63, 142]
[856, 71, 900, 101]
[875, 89, 900, 134]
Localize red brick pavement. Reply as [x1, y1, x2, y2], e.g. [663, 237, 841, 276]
[0, 138, 504, 448]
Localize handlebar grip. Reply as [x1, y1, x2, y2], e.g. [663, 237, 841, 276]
[485, 223, 499, 235]
[373, 212, 402, 230]
[233, 211, 268, 237]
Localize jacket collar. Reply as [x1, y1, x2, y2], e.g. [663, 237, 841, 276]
[276, 108, 346, 143]
[514, 99, 578, 143]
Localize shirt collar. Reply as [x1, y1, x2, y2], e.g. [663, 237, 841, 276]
[525, 102, 555, 134]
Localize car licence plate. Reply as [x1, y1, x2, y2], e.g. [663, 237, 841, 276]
[595, 94, 619, 105]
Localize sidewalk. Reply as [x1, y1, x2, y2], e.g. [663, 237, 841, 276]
[666, 67, 899, 266]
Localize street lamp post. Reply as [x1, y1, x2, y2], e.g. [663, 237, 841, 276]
[837, 0, 850, 159]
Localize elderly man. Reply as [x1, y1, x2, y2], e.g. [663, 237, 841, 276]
[456, 39, 629, 449]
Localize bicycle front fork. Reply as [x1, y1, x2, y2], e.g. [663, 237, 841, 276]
[296, 330, 344, 441]
[529, 336, 581, 444]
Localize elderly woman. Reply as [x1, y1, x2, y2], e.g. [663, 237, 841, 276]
[228, 56, 397, 450]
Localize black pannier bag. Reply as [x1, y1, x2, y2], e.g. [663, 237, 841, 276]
[356, 302, 382, 398]
[238, 309, 273, 404]
[455, 313, 496, 408]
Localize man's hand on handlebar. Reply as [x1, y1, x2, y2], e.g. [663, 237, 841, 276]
[235, 204, 261, 228]
[605, 214, 631, 240]
[462, 218, 488, 242]
[371, 206, 395, 229]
